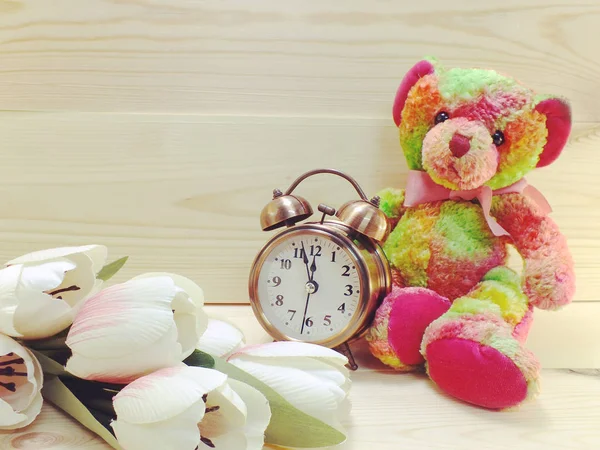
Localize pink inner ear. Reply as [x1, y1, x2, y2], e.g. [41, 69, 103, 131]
[535, 98, 572, 167]
[393, 60, 436, 127]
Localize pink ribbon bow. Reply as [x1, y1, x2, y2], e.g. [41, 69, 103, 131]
[404, 170, 552, 237]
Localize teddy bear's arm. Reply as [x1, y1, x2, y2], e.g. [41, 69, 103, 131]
[377, 188, 406, 229]
[491, 193, 575, 310]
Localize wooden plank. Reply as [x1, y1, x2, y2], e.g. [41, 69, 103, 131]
[0, 114, 595, 303]
[0, 405, 111, 450]
[2, 370, 599, 450]
[0, 1, 598, 120]
[3, 369, 599, 450]
[206, 303, 600, 370]
[1, 302, 599, 450]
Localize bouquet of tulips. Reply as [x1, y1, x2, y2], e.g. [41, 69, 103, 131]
[0, 245, 351, 449]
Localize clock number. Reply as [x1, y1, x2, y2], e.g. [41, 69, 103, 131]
[287, 309, 296, 320]
[323, 315, 332, 326]
[305, 317, 313, 328]
[275, 295, 284, 306]
[272, 276, 281, 287]
[338, 303, 346, 313]
[341, 265, 350, 277]
[280, 259, 292, 270]
[344, 285, 353, 296]
[331, 251, 336, 263]
[293, 248, 306, 259]
[310, 245, 322, 257]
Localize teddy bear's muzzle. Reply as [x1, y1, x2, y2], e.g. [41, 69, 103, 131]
[421, 117, 499, 191]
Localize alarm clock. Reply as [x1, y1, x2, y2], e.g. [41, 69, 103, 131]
[248, 168, 392, 368]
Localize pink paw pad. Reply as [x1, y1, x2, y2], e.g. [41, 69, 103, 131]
[426, 338, 529, 409]
[387, 288, 451, 365]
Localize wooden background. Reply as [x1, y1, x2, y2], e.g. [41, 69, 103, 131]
[0, 0, 598, 368]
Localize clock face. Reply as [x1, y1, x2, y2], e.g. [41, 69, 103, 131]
[256, 230, 363, 343]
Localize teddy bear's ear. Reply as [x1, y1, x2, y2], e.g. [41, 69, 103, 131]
[393, 60, 436, 127]
[534, 97, 572, 167]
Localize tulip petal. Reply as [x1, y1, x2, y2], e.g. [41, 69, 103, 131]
[54, 253, 97, 306]
[13, 289, 72, 339]
[67, 277, 177, 358]
[201, 428, 247, 450]
[9, 389, 43, 430]
[0, 336, 43, 430]
[0, 399, 29, 430]
[7, 245, 108, 274]
[0, 265, 25, 337]
[113, 366, 226, 424]
[4, 348, 44, 413]
[134, 273, 209, 358]
[230, 341, 348, 366]
[66, 322, 182, 383]
[197, 319, 245, 358]
[0, 336, 35, 409]
[207, 380, 247, 428]
[229, 357, 346, 430]
[112, 401, 205, 450]
[11, 261, 76, 339]
[173, 312, 199, 359]
[133, 272, 205, 306]
[18, 260, 75, 293]
[229, 379, 271, 449]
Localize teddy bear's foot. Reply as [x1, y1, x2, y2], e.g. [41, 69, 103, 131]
[422, 314, 540, 410]
[366, 287, 451, 370]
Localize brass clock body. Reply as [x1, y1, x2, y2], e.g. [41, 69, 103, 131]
[249, 169, 392, 357]
[249, 221, 391, 348]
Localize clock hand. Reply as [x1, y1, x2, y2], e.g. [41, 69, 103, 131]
[300, 241, 311, 281]
[309, 254, 317, 282]
[300, 292, 311, 335]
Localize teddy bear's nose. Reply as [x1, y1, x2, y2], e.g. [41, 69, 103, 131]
[449, 133, 471, 158]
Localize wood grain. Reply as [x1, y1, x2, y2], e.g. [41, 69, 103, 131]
[0, 1, 598, 447]
[0, 1, 598, 120]
[0, 114, 595, 304]
[205, 304, 600, 370]
[1, 305, 599, 450]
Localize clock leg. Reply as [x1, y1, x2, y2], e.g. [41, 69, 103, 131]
[335, 342, 358, 371]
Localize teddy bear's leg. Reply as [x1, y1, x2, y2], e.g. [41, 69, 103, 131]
[366, 286, 451, 371]
[421, 267, 540, 410]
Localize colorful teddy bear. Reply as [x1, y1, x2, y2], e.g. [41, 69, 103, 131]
[366, 58, 575, 410]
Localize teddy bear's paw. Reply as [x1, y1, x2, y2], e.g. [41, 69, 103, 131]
[366, 287, 450, 370]
[422, 314, 540, 410]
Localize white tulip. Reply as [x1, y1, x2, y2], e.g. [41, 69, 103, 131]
[228, 342, 351, 432]
[65, 274, 208, 383]
[0, 334, 43, 430]
[111, 366, 271, 450]
[197, 319, 246, 358]
[0, 245, 108, 339]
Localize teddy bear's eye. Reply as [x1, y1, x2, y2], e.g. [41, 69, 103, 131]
[492, 130, 505, 146]
[434, 112, 450, 124]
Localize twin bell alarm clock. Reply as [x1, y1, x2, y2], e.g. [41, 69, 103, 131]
[248, 168, 392, 368]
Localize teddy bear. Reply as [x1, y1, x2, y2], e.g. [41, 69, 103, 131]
[365, 58, 575, 410]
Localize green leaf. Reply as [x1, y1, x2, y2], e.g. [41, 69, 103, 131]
[97, 256, 129, 282]
[42, 376, 123, 450]
[183, 349, 215, 368]
[30, 349, 72, 378]
[214, 358, 346, 448]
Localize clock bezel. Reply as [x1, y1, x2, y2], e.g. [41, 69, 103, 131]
[248, 221, 390, 348]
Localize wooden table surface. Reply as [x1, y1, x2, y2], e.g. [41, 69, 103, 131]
[1, 305, 599, 450]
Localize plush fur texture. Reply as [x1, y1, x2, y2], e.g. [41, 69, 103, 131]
[365, 59, 575, 410]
